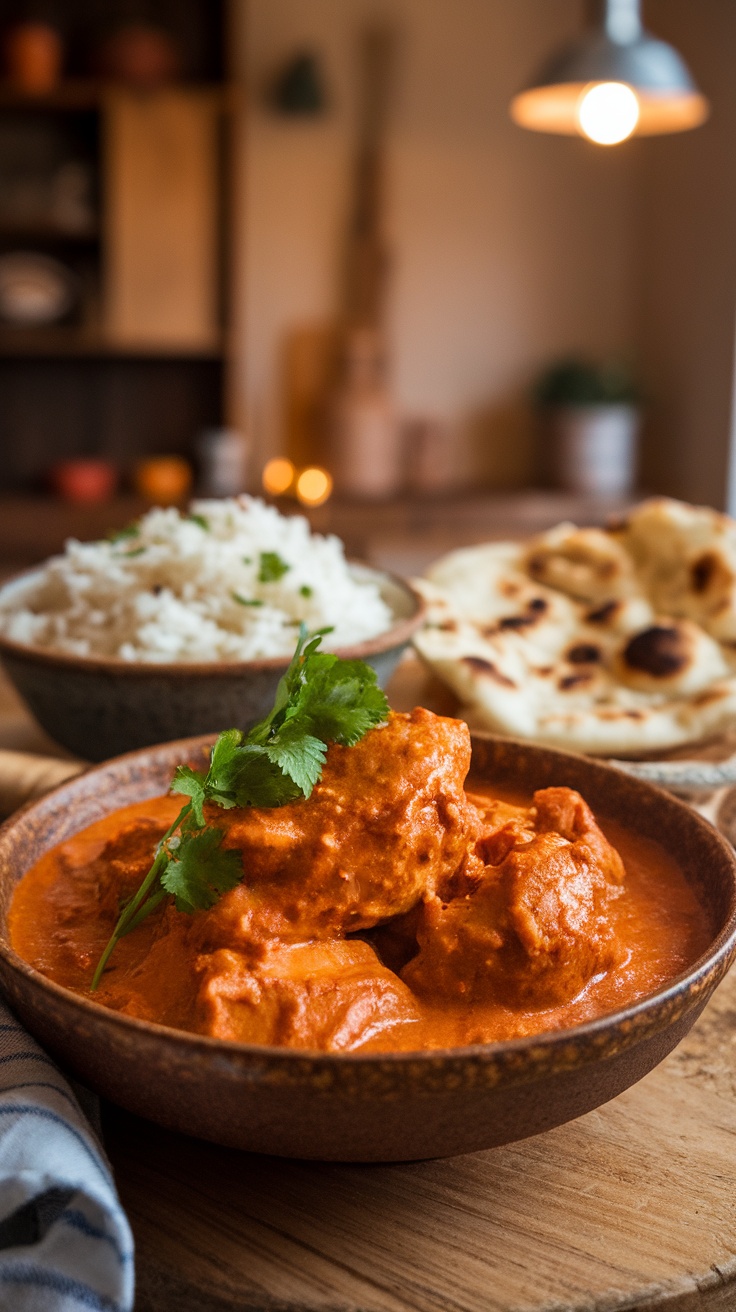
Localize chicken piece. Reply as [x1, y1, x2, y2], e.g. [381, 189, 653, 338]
[75, 816, 170, 922]
[465, 792, 537, 871]
[205, 708, 474, 943]
[95, 901, 201, 1031]
[195, 938, 422, 1051]
[533, 786, 625, 886]
[403, 787, 625, 1008]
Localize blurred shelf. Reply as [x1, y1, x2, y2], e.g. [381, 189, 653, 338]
[0, 79, 103, 111]
[0, 328, 224, 359]
[0, 224, 98, 243]
[0, 80, 231, 113]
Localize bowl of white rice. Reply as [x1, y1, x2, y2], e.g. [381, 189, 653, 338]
[0, 497, 424, 760]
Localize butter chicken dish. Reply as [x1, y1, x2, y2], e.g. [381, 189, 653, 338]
[9, 631, 710, 1054]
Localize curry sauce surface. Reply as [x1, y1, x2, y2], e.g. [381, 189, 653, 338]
[8, 710, 711, 1053]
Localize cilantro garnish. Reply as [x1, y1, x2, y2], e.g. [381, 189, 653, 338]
[89, 627, 389, 990]
[259, 551, 290, 583]
[122, 547, 146, 558]
[108, 524, 140, 543]
[187, 513, 210, 531]
[161, 828, 243, 913]
[300, 585, 313, 598]
[232, 593, 264, 607]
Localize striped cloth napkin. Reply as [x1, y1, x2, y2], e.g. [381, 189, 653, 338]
[0, 1000, 134, 1311]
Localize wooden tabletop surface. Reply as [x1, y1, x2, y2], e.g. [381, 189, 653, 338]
[0, 669, 735, 1312]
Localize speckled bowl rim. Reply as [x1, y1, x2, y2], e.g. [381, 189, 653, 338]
[0, 564, 426, 676]
[0, 734, 735, 1093]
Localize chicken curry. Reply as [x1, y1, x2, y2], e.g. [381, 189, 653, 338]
[10, 708, 709, 1052]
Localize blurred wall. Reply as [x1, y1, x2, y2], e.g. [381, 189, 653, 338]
[635, 0, 736, 511]
[242, 0, 637, 488]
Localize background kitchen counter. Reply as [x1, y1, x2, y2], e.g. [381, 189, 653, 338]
[0, 490, 633, 579]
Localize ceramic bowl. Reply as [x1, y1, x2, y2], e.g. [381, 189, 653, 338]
[0, 734, 734, 1163]
[0, 565, 424, 760]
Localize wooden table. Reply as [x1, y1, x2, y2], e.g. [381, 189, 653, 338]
[1, 672, 735, 1312]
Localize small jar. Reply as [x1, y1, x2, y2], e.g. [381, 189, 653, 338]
[5, 22, 63, 96]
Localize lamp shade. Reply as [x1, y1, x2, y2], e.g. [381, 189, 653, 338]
[511, 1, 709, 139]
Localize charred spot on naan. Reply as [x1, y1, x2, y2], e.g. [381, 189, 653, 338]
[499, 580, 521, 599]
[566, 643, 602, 664]
[586, 600, 621, 626]
[462, 656, 517, 688]
[595, 707, 646, 721]
[691, 552, 719, 594]
[617, 619, 729, 694]
[623, 625, 690, 679]
[482, 597, 550, 638]
[691, 686, 732, 707]
[558, 672, 595, 691]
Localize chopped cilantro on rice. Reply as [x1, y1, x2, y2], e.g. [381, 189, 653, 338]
[0, 498, 393, 662]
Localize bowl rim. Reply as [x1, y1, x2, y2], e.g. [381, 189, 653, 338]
[1, 732, 735, 1072]
[0, 564, 426, 677]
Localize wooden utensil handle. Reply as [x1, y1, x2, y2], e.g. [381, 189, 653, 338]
[0, 750, 84, 817]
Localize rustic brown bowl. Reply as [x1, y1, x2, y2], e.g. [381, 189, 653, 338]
[0, 734, 734, 1163]
[0, 564, 424, 760]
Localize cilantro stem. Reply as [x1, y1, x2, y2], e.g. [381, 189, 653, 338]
[118, 886, 169, 936]
[90, 803, 190, 991]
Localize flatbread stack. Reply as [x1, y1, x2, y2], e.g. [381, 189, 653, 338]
[413, 498, 736, 756]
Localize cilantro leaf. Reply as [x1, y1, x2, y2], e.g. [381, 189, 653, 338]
[171, 765, 207, 826]
[298, 656, 391, 746]
[299, 584, 313, 598]
[161, 828, 242, 913]
[259, 551, 290, 583]
[108, 523, 140, 543]
[207, 727, 243, 776]
[264, 728, 327, 797]
[232, 592, 264, 607]
[187, 513, 210, 531]
[213, 743, 303, 808]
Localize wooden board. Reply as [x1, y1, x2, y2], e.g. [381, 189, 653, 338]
[104, 965, 736, 1312]
[103, 89, 222, 352]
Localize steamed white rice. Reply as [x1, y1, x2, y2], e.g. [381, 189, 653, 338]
[0, 497, 394, 662]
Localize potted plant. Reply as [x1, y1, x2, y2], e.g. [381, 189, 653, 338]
[534, 358, 641, 496]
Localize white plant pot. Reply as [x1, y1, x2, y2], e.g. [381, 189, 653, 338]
[549, 404, 640, 497]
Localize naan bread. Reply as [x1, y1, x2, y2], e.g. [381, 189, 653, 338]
[414, 498, 736, 755]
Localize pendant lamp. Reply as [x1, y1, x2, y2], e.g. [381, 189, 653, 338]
[510, 0, 709, 144]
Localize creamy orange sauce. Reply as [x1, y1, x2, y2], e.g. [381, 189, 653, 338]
[8, 710, 711, 1053]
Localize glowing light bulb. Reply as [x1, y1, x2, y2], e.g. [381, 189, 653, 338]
[262, 457, 295, 496]
[577, 82, 640, 145]
[296, 466, 333, 507]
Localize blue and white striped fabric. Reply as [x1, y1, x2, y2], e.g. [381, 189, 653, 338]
[0, 1000, 134, 1312]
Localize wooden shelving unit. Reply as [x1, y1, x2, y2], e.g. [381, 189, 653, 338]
[0, 0, 244, 493]
[0, 329, 225, 359]
[0, 78, 103, 111]
[0, 78, 231, 112]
